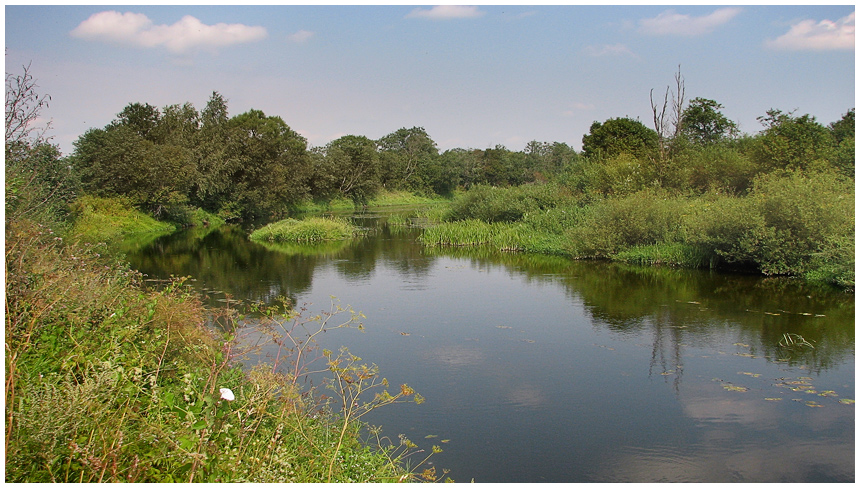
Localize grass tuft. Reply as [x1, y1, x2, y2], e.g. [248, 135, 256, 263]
[250, 217, 360, 243]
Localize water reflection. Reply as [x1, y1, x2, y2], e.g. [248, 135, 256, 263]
[123, 211, 854, 483]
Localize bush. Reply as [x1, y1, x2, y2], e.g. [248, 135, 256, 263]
[681, 170, 854, 284]
[445, 183, 567, 223]
[677, 143, 756, 194]
[564, 190, 685, 258]
[741, 170, 854, 276]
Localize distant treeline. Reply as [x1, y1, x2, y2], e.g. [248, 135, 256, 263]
[14, 87, 855, 224]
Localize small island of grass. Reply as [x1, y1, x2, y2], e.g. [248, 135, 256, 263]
[250, 216, 360, 243]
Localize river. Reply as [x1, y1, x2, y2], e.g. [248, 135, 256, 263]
[123, 207, 855, 482]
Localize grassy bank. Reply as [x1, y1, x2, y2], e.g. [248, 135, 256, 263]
[67, 195, 226, 244]
[6, 193, 440, 481]
[419, 173, 854, 291]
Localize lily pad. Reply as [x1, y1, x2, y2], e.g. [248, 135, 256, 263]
[838, 399, 855, 405]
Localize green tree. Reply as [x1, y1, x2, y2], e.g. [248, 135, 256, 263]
[153, 102, 200, 147]
[225, 109, 311, 218]
[5, 62, 77, 222]
[190, 92, 240, 215]
[377, 127, 439, 193]
[112, 102, 161, 141]
[829, 108, 855, 178]
[525, 140, 579, 178]
[478, 144, 532, 186]
[581, 117, 659, 160]
[71, 125, 194, 211]
[313, 135, 381, 204]
[680, 98, 738, 145]
[753, 109, 834, 172]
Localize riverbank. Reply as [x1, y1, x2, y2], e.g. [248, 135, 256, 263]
[5, 197, 437, 482]
[417, 173, 854, 292]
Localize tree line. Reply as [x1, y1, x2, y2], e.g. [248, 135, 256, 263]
[10, 67, 855, 224]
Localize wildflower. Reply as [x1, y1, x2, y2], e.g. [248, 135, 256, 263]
[220, 388, 235, 401]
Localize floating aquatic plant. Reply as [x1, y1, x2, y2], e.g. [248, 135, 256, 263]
[779, 333, 815, 349]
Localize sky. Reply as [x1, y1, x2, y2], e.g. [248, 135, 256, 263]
[4, 4, 856, 157]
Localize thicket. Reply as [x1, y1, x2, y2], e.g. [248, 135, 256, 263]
[6, 64, 444, 483]
[419, 93, 854, 290]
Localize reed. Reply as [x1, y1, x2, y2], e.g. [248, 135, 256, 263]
[419, 219, 503, 247]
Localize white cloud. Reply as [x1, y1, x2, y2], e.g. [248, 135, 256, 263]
[288, 29, 315, 43]
[70, 11, 267, 54]
[583, 43, 635, 57]
[563, 102, 595, 117]
[639, 7, 742, 36]
[406, 5, 486, 20]
[765, 12, 855, 51]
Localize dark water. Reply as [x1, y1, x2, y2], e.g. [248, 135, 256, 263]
[123, 209, 855, 483]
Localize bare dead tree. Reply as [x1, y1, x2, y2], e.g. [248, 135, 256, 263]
[670, 65, 686, 140]
[650, 65, 686, 165]
[650, 86, 670, 162]
[5, 61, 52, 147]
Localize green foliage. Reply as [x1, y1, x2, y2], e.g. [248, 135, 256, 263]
[752, 109, 835, 172]
[377, 126, 440, 193]
[828, 108, 855, 178]
[6, 217, 438, 482]
[612, 242, 714, 268]
[68, 195, 176, 242]
[675, 142, 756, 194]
[680, 97, 739, 145]
[419, 219, 505, 247]
[564, 190, 685, 258]
[224, 109, 312, 219]
[6, 141, 78, 225]
[70, 125, 195, 210]
[581, 117, 659, 160]
[735, 170, 853, 277]
[312, 135, 382, 204]
[250, 217, 360, 243]
[575, 153, 658, 196]
[445, 183, 566, 223]
[160, 205, 225, 228]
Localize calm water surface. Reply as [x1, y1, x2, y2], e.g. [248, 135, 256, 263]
[124, 209, 855, 483]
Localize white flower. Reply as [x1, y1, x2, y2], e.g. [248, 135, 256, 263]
[219, 388, 235, 402]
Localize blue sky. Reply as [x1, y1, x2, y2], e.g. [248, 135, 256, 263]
[5, 4, 855, 156]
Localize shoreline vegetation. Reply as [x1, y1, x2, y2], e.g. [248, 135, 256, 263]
[5, 63, 853, 482]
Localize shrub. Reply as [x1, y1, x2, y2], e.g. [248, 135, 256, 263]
[564, 190, 685, 257]
[741, 170, 854, 276]
[678, 144, 756, 194]
[445, 183, 566, 223]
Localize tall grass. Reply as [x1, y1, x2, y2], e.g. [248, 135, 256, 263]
[419, 219, 504, 246]
[5, 218, 441, 482]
